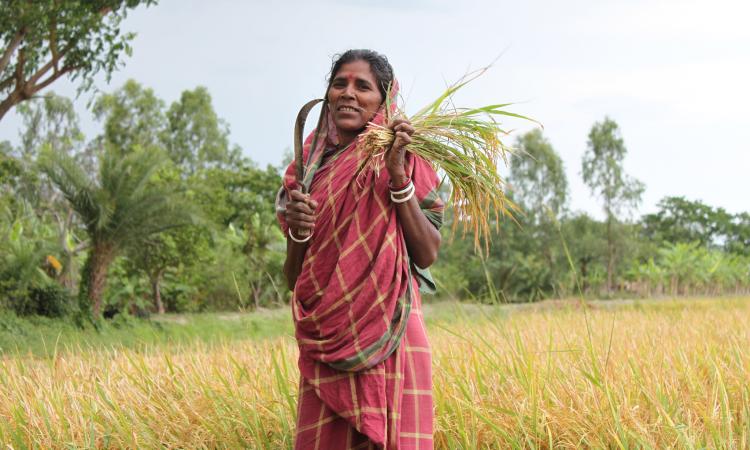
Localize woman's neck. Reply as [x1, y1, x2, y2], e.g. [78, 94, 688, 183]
[337, 128, 361, 149]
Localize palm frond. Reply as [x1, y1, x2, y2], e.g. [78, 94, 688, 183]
[38, 149, 102, 229]
[41, 146, 198, 251]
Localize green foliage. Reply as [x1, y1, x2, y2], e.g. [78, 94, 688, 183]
[16, 92, 84, 157]
[3, 80, 747, 320]
[14, 283, 75, 318]
[164, 86, 240, 174]
[0, 205, 58, 311]
[436, 213, 562, 303]
[41, 147, 195, 247]
[92, 79, 166, 155]
[187, 163, 285, 309]
[0, 142, 23, 198]
[0, 0, 158, 120]
[11, 92, 87, 211]
[641, 196, 749, 257]
[509, 129, 568, 221]
[39, 145, 197, 316]
[726, 212, 750, 257]
[625, 242, 750, 297]
[433, 130, 572, 303]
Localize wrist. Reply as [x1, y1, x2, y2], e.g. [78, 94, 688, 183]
[388, 171, 408, 187]
[289, 228, 312, 243]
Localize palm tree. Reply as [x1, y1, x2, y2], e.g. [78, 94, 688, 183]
[40, 147, 196, 317]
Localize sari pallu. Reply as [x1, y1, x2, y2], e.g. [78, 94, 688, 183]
[277, 94, 443, 448]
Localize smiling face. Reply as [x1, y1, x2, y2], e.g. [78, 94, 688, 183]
[327, 59, 384, 143]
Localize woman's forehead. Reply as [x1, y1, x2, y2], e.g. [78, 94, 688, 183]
[333, 60, 376, 83]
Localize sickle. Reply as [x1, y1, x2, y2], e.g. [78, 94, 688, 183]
[294, 98, 325, 194]
[293, 98, 324, 239]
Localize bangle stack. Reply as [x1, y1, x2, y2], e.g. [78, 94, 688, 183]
[288, 228, 313, 243]
[390, 177, 415, 203]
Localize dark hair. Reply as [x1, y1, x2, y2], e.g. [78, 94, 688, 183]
[327, 49, 394, 100]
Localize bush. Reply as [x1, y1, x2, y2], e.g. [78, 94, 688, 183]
[10, 283, 76, 318]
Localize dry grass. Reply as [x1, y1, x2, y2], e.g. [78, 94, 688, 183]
[1, 297, 749, 448]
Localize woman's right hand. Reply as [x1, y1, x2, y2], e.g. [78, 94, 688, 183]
[286, 189, 318, 237]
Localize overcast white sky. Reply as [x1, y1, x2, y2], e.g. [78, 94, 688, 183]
[1, 0, 748, 218]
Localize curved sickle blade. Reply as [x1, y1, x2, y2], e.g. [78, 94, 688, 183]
[294, 98, 324, 192]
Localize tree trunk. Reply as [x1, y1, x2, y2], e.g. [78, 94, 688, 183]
[151, 269, 165, 314]
[0, 91, 22, 122]
[580, 259, 589, 294]
[247, 280, 261, 311]
[85, 242, 116, 318]
[606, 215, 614, 293]
[59, 251, 78, 292]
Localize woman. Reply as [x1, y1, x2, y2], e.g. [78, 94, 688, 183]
[277, 49, 443, 449]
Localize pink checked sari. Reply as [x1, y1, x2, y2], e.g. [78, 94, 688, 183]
[277, 85, 444, 449]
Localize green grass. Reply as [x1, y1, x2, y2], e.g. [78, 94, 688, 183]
[1, 296, 741, 358]
[0, 308, 293, 357]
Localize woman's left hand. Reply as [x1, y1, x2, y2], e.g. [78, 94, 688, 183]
[386, 117, 415, 182]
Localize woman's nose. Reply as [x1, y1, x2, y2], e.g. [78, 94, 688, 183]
[342, 83, 356, 99]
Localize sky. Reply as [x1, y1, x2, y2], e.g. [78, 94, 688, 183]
[1, 0, 748, 219]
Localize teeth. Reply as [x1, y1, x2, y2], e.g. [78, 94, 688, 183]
[340, 106, 357, 112]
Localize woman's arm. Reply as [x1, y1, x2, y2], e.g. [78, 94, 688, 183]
[282, 190, 318, 290]
[386, 119, 441, 268]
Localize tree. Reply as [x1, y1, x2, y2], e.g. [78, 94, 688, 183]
[726, 212, 750, 257]
[125, 233, 177, 314]
[0, 140, 22, 198]
[0, 0, 157, 121]
[16, 92, 83, 159]
[40, 147, 195, 317]
[10, 92, 84, 205]
[123, 166, 207, 314]
[581, 117, 644, 292]
[506, 129, 569, 294]
[94, 81, 241, 173]
[641, 196, 729, 248]
[163, 86, 240, 175]
[562, 212, 608, 294]
[508, 129, 568, 222]
[92, 79, 165, 155]
[193, 163, 285, 308]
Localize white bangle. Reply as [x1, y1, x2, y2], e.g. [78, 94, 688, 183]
[389, 181, 414, 196]
[288, 228, 313, 243]
[391, 183, 415, 203]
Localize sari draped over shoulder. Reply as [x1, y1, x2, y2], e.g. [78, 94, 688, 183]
[277, 83, 444, 449]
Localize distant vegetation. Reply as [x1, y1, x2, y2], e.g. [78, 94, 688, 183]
[1, 83, 748, 322]
[1, 2, 746, 321]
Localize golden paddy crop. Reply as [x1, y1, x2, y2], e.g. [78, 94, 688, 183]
[1, 297, 749, 448]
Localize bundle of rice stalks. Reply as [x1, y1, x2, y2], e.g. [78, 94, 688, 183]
[358, 68, 538, 251]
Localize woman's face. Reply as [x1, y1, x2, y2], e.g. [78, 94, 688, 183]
[327, 60, 384, 137]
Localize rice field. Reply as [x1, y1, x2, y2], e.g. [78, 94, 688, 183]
[1, 297, 749, 449]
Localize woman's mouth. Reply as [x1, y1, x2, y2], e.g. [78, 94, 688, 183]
[337, 105, 360, 114]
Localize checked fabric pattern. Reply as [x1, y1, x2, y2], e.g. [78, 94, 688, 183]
[277, 88, 444, 448]
[294, 292, 434, 449]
